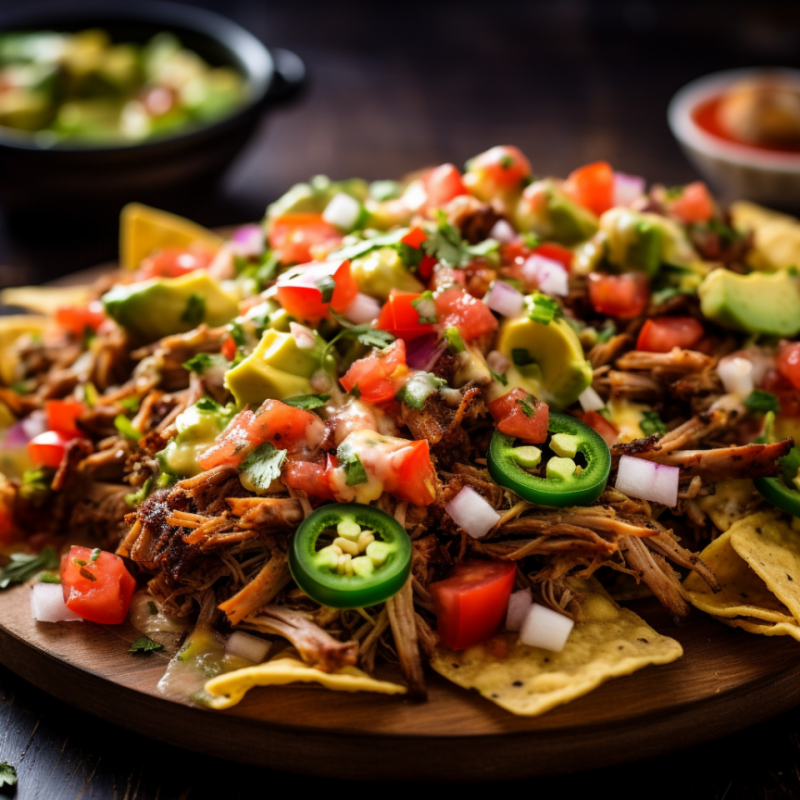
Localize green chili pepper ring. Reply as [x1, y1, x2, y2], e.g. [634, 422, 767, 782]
[488, 411, 611, 507]
[289, 503, 412, 609]
[754, 476, 800, 519]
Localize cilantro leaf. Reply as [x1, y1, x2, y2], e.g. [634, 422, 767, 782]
[183, 353, 213, 374]
[357, 328, 395, 349]
[329, 229, 409, 261]
[326, 311, 395, 361]
[526, 292, 561, 325]
[511, 348, 534, 367]
[314, 274, 337, 303]
[180, 293, 206, 327]
[196, 397, 222, 412]
[423, 214, 465, 268]
[341, 452, 367, 486]
[516, 395, 537, 418]
[130, 636, 165, 654]
[240, 442, 287, 491]
[640, 411, 667, 436]
[0, 762, 17, 788]
[283, 394, 330, 410]
[595, 320, 616, 343]
[228, 320, 248, 347]
[489, 367, 508, 386]
[114, 415, 140, 441]
[0, 546, 59, 590]
[38, 572, 61, 584]
[745, 390, 781, 415]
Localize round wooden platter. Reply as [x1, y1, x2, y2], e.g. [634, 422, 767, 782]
[2, 584, 800, 780]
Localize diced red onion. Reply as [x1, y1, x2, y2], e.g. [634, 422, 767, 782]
[445, 486, 501, 539]
[4, 421, 32, 448]
[506, 588, 532, 632]
[290, 322, 317, 350]
[406, 333, 447, 372]
[226, 631, 271, 663]
[487, 349, 511, 375]
[343, 293, 381, 325]
[615, 455, 679, 507]
[489, 219, 517, 244]
[717, 356, 754, 396]
[21, 411, 47, 441]
[519, 603, 574, 651]
[484, 280, 525, 318]
[613, 172, 646, 208]
[521, 255, 569, 296]
[578, 386, 605, 412]
[231, 224, 265, 258]
[323, 193, 362, 231]
[31, 583, 82, 623]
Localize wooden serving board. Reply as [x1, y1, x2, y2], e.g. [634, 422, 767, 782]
[2, 583, 800, 780]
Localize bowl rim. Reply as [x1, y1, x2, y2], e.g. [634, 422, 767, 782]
[0, 0, 274, 154]
[667, 67, 800, 175]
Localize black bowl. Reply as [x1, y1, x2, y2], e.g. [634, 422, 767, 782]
[0, 1, 306, 216]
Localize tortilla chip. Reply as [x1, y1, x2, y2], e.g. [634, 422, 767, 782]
[713, 615, 800, 642]
[430, 578, 682, 717]
[696, 479, 760, 532]
[0, 315, 48, 385]
[203, 656, 407, 710]
[730, 200, 800, 271]
[0, 285, 91, 315]
[121, 202, 223, 270]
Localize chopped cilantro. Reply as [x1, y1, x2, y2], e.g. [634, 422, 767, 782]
[228, 320, 248, 347]
[349, 384, 362, 399]
[283, 394, 330, 410]
[744, 390, 781, 415]
[130, 636, 165, 654]
[180, 293, 206, 327]
[595, 320, 616, 343]
[196, 397, 222, 412]
[522, 232, 540, 249]
[183, 353, 213, 374]
[79, 566, 97, 582]
[489, 368, 508, 386]
[411, 291, 438, 324]
[324, 311, 395, 366]
[526, 291, 561, 325]
[340, 451, 368, 487]
[396, 241, 424, 270]
[444, 326, 465, 353]
[396, 372, 446, 409]
[511, 348, 534, 367]
[500, 155, 514, 169]
[314, 274, 337, 303]
[38, 572, 61, 584]
[640, 411, 667, 436]
[0, 762, 17, 788]
[516, 395, 537, 418]
[18, 467, 53, 507]
[329, 229, 409, 262]
[240, 442, 287, 491]
[423, 213, 465, 268]
[114, 414, 140, 442]
[0, 547, 59, 590]
[90, 548, 101, 562]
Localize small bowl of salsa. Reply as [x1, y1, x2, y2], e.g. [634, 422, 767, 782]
[668, 68, 800, 208]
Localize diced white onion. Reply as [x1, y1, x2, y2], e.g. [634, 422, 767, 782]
[445, 486, 500, 539]
[226, 631, 271, 664]
[489, 219, 517, 244]
[343, 293, 382, 324]
[615, 455, 679, 507]
[519, 603, 574, 651]
[322, 193, 361, 231]
[484, 281, 525, 318]
[310, 369, 333, 393]
[717, 356, 754, 396]
[290, 322, 317, 350]
[31, 583, 82, 623]
[578, 386, 605, 412]
[521, 254, 569, 296]
[231, 224, 265, 258]
[613, 172, 646, 207]
[403, 180, 427, 212]
[506, 588, 532, 632]
[21, 410, 47, 441]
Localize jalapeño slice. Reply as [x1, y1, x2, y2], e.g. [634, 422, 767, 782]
[488, 411, 611, 507]
[289, 503, 412, 609]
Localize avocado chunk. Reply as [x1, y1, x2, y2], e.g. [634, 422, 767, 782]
[514, 179, 598, 245]
[698, 268, 800, 337]
[350, 247, 424, 300]
[496, 314, 592, 410]
[266, 175, 370, 220]
[102, 272, 239, 342]
[225, 329, 320, 407]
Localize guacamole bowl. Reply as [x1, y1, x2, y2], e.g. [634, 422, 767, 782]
[0, 1, 305, 214]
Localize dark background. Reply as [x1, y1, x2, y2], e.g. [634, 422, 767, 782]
[2, 0, 800, 797]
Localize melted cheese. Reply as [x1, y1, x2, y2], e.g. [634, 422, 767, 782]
[608, 398, 648, 442]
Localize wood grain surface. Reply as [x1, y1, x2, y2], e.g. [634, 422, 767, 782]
[2, 581, 800, 781]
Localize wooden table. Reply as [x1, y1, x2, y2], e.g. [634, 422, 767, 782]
[2, 0, 800, 796]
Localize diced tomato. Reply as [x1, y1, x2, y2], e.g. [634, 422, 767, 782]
[777, 343, 800, 392]
[418, 254, 437, 280]
[269, 213, 343, 265]
[581, 410, 619, 447]
[588, 272, 649, 319]
[533, 243, 573, 271]
[283, 459, 336, 501]
[434, 288, 498, 342]
[466, 146, 533, 193]
[340, 340, 408, 404]
[562, 161, 615, 216]
[430, 560, 517, 650]
[666, 181, 715, 224]
[376, 290, 434, 342]
[45, 399, 86, 437]
[391, 438, 437, 506]
[423, 164, 468, 210]
[27, 430, 70, 468]
[221, 334, 237, 361]
[61, 545, 136, 625]
[401, 226, 427, 249]
[276, 259, 358, 323]
[54, 301, 106, 337]
[488, 388, 550, 444]
[196, 410, 256, 470]
[636, 316, 704, 353]
[137, 245, 215, 279]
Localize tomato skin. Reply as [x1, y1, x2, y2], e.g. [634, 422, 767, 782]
[401, 226, 427, 249]
[588, 272, 649, 319]
[666, 181, 714, 224]
[434, 288, 498, 342]
[340, 340, 408, 404]
[276, 259, 357, 323]
[283, 459, 336, 501]
[197, 410, 256, 470]
[430, 560, 517, 650]
[27, 430, 70, 468]
[636, 316, 705, 353]
[269, 213, 343, 265]
[777, 343, 800, 391]
[54, 301, 106, 337]
[488, 388, 550, 444]
[61, 546, 136, 625]
[138, 245, 214, 279]
[563, 161, 615, 216]
[46, 399, 86, 437]
[419, 255, 437, 280]
[376, 290, 434, 341]
[581, 410, 619, 446]
[466, 146, 532, 195]
[533, 243, 573, 270]
[423, 164, 468, 209]
[221, 334, 237, 361]
[391, 439, 437, 506]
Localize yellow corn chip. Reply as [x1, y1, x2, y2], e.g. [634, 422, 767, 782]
[0, 285, 91, 315]
[713, 615, 800, 641]
[696, 479, 760, 533]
